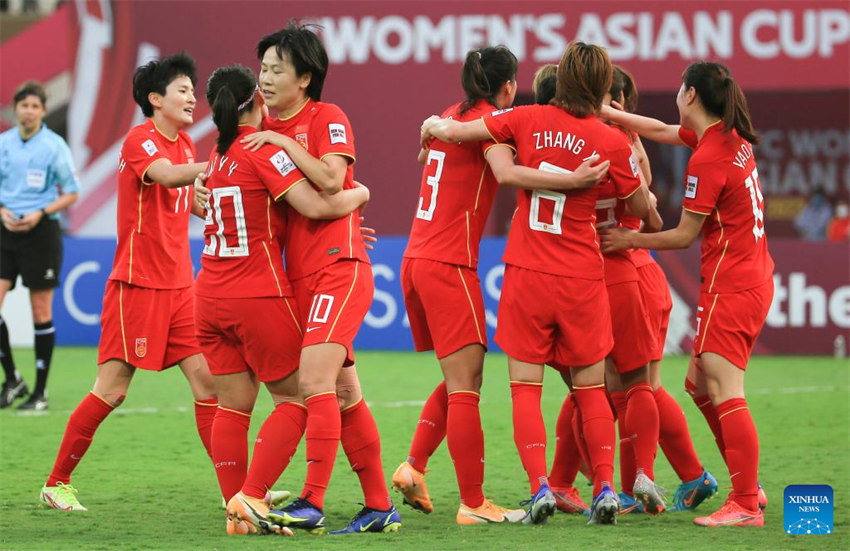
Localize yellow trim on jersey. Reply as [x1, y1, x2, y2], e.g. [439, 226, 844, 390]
[261, 242, 284, 297]
[266, 196, 273, 241]
[473, 165, 487, 213]
[708, 240, 729, 294]
[320, 151, 356, 166]
[277, 98, 311, 121]
[128, 231, 135, 285]
[284, 297, 303, 338]
[683, 207, 712, 216]
[618, 184, 641, 201]
[218, 406, 252, 418]
[140, 158, 164, 186]
[698, 294, 720, 355]
[273, 178, 308, 201]
[465, 212, 472, 267]
[456, 266, 484, 345]
[481, 116, 501, 143]
[326, 261, 359, 342]
[152, 120, 179, 142]
[715, 209, 724, 245]
[483, 142, 517, 157]
[137, 185, 144, 233]
[118, 282, 128, 361]
[718, 405, 749, 420]
[348, 212, 355, 258]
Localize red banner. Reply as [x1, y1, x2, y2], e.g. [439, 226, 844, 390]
[657, 240, 850, 356]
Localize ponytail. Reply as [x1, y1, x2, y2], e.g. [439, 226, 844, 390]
[206, 65, 258, 155]
[459, 46, 518, 116]
[682, 62, 760, 145]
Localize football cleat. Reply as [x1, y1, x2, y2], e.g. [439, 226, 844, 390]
[671, 470, 719, 512]
[757, 482, 768, 510]
[551, 485, 589, 514]
[225, 492, 293, 536]
[17, 393, 48, 411]
[266, 489, 292, 508]
[40, 483, 87, 511]
[617, 492, 644, 515]
[693, 500, 764, 527]
[391, 461, 433, 514]
[633, 473, 666, 515]
[587, 485, 620, 525]
[0, 376, 28, 408]
[520, 483, 557, 525]
[267, 497, 326, 534]
[329, 505, 402, 534]
[456, 499, 526, 525]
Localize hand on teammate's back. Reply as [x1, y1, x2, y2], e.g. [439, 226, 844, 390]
[573, 154, 610, 188]
[193, 173, 210, 209]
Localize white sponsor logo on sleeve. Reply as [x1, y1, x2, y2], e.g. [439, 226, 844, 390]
[629, 155, 639, 177]
[328, 123, 347, 144]
[141, 139, 158, 157]
[269, 150, 296, 177]
[685, 175, 698, 199]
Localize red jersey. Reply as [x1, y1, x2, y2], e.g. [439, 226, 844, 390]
[109, 119, 196, 289]
[263, 100, 370, 280]
[404, 100, 500, 268]
[196, 126, 307, 299]
[483, 105, 641, 280]
[679, 124, 774, 293]
[620, 212, 656, 268]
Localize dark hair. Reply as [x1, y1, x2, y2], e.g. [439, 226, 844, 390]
[257, 21, 328, 101]
[206, 65, 257, 155]
[458, 46, 518, 116]
[132, 52, 197, 118]
[682, 61, 760, 145]
[532, 64, 557, 105]
[554, 41, 612, 118]
[13, 81, 47, 108]
[611, 66, 638, 113]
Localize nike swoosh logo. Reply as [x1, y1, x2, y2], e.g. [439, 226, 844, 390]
[306, 327, 321, 332]
[360, 518, 379, 532]
[683, 489, 697, 507]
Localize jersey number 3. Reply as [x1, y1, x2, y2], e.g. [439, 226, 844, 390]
[416, 150, 445, 221]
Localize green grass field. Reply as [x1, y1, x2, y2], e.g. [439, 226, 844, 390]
[1, 349, 848, 550]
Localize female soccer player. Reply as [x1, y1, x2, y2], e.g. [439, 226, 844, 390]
[41, 53, 218, 511]
[240, 23, 399, 534]
[393, 47, 608, 526]
[422, 42, 652, 525]
[194, 65, 370, 535]
[600, 61, 774, 527]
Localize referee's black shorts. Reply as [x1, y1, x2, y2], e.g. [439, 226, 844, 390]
[0, 217, 63, 290]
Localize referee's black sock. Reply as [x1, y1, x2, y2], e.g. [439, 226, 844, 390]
[0, 315, 19, 383]
[32, 320, 55, 397]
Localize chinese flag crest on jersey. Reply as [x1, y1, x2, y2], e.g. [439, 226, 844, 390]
[135, 338, 147, 358]
[295, 132, 308, 150]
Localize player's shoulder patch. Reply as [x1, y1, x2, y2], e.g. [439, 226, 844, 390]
[685, 174, 698, 199]
[629, 155, 639, 177]
[269, 149, 297, 177]
[141, 139, 158, 157]
[328, 122, 347, 145]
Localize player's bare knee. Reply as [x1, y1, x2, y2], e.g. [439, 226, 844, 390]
[335, 383, 361, 410]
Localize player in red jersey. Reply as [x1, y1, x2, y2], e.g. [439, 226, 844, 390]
[41, 54, 218, 511]
[392, 47, 609, 526]
[239, 24, 400, 534]
[193, 66, 371, 535]
[601, 62, 774, 527]
[422, 42, 655, 525]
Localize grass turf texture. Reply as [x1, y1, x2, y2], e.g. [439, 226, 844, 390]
[1, 348, 848, 550]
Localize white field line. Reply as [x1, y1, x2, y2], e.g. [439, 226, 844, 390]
[5, 384, 848, 418]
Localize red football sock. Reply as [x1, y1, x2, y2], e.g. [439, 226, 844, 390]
[716, 398, 759, 511]
[302, 392, 340, 509]
[655, 387, 703, 482]
[194, 398, 218, 460]
[610, 391, 635, 495]
[570, 399, 594, 483]
[573, 386, 616, 495]
[341, 399, 390, 510]
[46, 392, 115, 486]
[407, 381, 447, 473]
[510, 382, 548, 494]
[692, 391, 726, 462]
[549, 394, 581, 488]
[625, 383, 659, 481]
[211, 406, 252, 502]
[446, 391, 485, 508]
[242, 402, 307, 500]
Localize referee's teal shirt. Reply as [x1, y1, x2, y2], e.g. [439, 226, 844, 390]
[0, 124, 80, 220]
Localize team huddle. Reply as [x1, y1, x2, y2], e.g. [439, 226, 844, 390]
[37, 22, 774, 534]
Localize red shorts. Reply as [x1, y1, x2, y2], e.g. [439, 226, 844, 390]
[495, 265, 613, 368]
[693, 278, 774, 370]
[401, 257, 487, 359]
[607, 280, 656, 373]
[292, 260, 373, 367]
[194, 295, 302, 382]
[636, 262, 672, 362]
[97, 281, 200, 371]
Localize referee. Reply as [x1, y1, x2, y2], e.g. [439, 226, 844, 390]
[0, 81, 79, 410]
